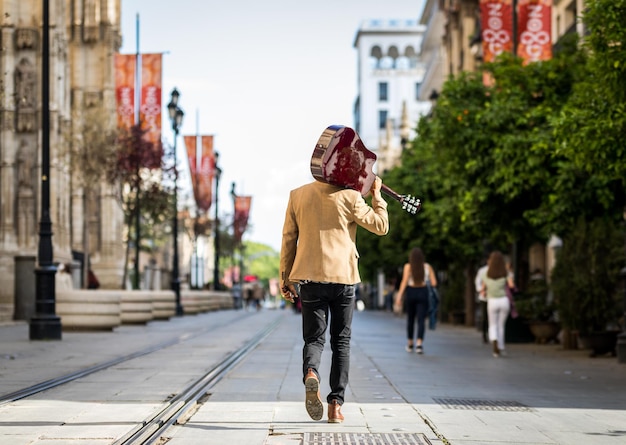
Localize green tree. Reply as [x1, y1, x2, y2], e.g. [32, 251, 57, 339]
[551, 0, 626, 230]
[69, 106, 118, 287]
[243, 241, 279, 284]
[360, 39, 585, 322]
[109, 124, 170, 288]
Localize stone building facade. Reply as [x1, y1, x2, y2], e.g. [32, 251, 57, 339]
[0, 0, 124, 322]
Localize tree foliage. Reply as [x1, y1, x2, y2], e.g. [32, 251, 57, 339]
[69, 105, 119, 287]
[360, 43, 585, 286]
[550, 0, 626, 233]
[109, 124, 173, 287]
[357, 2, 626, 327]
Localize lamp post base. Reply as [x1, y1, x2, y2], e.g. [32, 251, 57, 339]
[172, 278, 184, 316]
[617, 332, 626, 364]
[30, 265, 62, 340]
[29, 316, 62, 340]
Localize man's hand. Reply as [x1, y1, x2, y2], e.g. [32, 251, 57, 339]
[370, 176, 383, 197]
[281, 284, 297, 303]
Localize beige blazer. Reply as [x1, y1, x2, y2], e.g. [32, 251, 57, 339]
[280, 181, 389, 286]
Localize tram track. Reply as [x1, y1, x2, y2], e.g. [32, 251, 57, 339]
[113, 316, 282, 445]
[0, 311, 274, 407]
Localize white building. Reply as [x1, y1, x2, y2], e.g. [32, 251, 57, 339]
[353, 18, 430, 173]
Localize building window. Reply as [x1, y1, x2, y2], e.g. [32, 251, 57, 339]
[378, 110, 388, 129]
[380, 56, 394, 69]
[378, 82, 388, 102]
[415, 82, 422, 101]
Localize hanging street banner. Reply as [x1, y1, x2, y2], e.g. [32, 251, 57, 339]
[234, 195, 252, 244]
[184, 135, 199, 208]
[196, 135, 215, 213]
[139, 53, 162, 147]
[480, 0, 514, 63]
[516, 0, 552, 64]
[114, 53, 136, 129]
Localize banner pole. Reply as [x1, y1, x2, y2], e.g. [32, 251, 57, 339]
[512, 0, 517, 56]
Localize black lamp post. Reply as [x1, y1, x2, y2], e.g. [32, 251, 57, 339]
[167, 88, 184, 316]
[617, 266, 626, 363]
[213, 152, 222, 290]
[230, 181, 237, 281]
[30, 0, 61, 340]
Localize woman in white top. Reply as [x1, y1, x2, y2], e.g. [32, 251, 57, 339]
[396, 247, 437, 354]
[480, 251, 515, 357]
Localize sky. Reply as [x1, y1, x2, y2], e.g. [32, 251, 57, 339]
[120, 0, 425, 252]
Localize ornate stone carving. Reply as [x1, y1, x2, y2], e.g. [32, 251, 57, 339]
[15, 58, 36, 110]
[84, 91, 102, 108]
[16, 139, 36, 247]
[15, 58, 37, 133]
[16, 139, 34, 192]
[83, 26, 99, 43]
[16, 112, 37, 132]
[1, 111, 15, 131]
[15, 28, 38, 50]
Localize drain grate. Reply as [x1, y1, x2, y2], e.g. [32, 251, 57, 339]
[433, 397, 532, 412]
[304, 432, 431, 445]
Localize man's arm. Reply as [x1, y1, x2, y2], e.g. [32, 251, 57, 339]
[279, 193, 298, 302]
[353, 176, 389, 235]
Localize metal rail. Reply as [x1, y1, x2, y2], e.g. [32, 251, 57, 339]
[113, 317, 282, 445]
[0, 312, 254, 406]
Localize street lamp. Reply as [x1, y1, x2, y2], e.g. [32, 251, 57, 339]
[30, 0, 61, 339]
[230, 182, 242, 309]
[213, 152, 222, 290]
[167, 88, 184, 316]
[618, 267, 626, 363]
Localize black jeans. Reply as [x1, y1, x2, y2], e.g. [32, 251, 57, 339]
[300, 282, 355, 405]
[405, 286, 429, 342]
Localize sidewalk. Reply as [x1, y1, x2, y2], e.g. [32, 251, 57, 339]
[1, 309, 625, 445]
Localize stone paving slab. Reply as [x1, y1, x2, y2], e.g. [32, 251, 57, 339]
[2, 309, 626, 445]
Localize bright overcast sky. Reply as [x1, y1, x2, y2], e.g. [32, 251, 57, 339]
[120, 0, 424, 252]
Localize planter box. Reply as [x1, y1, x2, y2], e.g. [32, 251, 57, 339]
[151, 291, 177, 320]
[528, 321, 561, 344]
[120, 291, 154, 324]
[578, 330, 619, 357]
[57, 290, 121, 331]
[181, 291, 203, 314]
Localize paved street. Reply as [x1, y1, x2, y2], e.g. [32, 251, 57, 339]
[1, 308, 625, 445]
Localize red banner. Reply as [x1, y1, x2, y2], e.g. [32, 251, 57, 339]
[139, 53, 162, 146]
[196, 136, 215, 213]
[234, 196, 252, 244]
[184, 135, 198, 207]
[516, 0, 552, 64]
[114, 54, 136, 129]
[480, 0, 514, 63]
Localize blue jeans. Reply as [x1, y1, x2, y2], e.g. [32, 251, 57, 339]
[300, 282, 355, 405]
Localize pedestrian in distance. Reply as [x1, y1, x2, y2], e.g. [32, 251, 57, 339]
[252, 281, 264, 310]
[395, 247, 437, 354]
[475, 258, 489, 344]
[479, 251, 515, 357]
[87, 268, 100, 289]
[280, 172, 389, 423]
